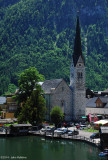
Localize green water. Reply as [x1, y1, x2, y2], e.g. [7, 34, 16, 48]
[0, 136, 107, 160]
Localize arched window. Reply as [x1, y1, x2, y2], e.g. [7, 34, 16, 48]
[61, 100, 65, 112]
[77, 72, 83, 78]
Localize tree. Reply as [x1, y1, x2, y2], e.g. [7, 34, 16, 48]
[18, 86, 46, 125]
[5, 83, 17, 95]
[50, 106, 64, 128]
[15, 67, 44, 104]
[14, 67, 46, 124]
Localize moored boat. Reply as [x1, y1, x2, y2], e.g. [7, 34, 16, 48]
[99, 150, 108, 157]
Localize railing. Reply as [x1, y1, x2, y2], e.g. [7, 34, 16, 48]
[32, 130, 100, 146]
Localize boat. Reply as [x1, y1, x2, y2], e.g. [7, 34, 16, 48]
[99, 150, 108, 157]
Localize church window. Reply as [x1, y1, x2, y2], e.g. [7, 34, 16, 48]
[61, 100, 64, 107]
[81, 72, 83, 77]
[62, 87, 64, 92]
[77, 72, 83, 78]
[61, 100, 65, 112]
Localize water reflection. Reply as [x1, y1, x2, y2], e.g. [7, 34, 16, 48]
[0, 136, 107, 160]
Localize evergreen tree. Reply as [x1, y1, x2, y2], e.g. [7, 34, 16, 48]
[18, 88, 46, 125]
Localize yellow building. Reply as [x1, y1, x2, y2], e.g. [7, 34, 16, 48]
[0, 95, 18, 119]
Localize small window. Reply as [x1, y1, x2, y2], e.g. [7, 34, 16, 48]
[62, 87, 64, 92]
[61, 100, 64, 107]
[96, 103, 103, 107]
[79, 64, 81, 66]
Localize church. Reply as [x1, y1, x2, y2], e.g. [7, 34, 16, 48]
[41, 15, 86, 122]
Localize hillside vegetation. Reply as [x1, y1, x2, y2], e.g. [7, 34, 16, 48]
[0, 0, 108, 95]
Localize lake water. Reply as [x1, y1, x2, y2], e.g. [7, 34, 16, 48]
[0, 136, 107, 160]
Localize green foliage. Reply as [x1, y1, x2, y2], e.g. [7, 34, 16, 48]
[84, 128, 98, 132]
[4, 84, 17, 95]
[0, 0, 108, 94]
[15, 67, 44, 103]
[99, 123, 102, 127]
[15, 67, 46, 124]
[18, 89, 46, 125]
[50, 106, 64, 127]
[14, 106, 21, 118]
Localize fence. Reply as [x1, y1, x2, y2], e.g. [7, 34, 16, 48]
[31, 130, 100, 147]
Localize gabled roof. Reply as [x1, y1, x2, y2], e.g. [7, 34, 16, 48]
[86, 96, 108, 108]
[41, 79, 63, 94]
[99, 97, 108, 103]
[86, 97, 97, 108]
[105, 103, 108, 108]
[0, 97, 6, 105]
[95, 97, 108, 104]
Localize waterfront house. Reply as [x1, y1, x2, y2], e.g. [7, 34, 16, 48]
[0, 95, 18, 119]
[86, 96, 108, 119]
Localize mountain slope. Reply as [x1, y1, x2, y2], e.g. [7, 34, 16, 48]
[0, 0, 108, 94]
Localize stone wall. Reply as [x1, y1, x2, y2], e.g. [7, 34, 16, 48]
[73, 90, 86, 120]
[50, 80, 72, 121]
[70, 57, 86, 121]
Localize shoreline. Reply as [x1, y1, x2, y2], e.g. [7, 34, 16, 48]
[28, 128, 101, 149]
[0, 127, 101, 150]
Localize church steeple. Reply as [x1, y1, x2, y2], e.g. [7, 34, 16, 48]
[73, 13, 84, 66]
[70, 12, 86, 121]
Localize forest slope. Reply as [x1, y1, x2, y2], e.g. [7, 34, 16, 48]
[0, 0, 108, 94]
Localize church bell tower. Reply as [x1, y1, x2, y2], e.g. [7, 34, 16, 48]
[70, 13, 86, 121]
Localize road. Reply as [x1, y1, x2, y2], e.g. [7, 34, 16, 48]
[68, 127, 100, 144]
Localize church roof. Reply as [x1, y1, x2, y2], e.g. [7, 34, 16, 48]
[41, 79, 63, 94]
[73, 15, 84, 66]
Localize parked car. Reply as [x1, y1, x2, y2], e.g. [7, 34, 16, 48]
[76, 125, 87, 130]
[41, 126, 55, 132]
[90, 133, 100, 139]
[74, 123, 79, 126]
[73, 130, 79, 135]
[76, 125, 80, 129]
[54, 128, 68, 135]
[68, 130, 79, 136]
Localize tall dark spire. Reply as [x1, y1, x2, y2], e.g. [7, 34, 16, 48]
[73, 12, 84, 66]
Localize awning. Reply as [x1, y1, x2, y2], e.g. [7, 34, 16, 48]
[94, 119, 108, 125]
